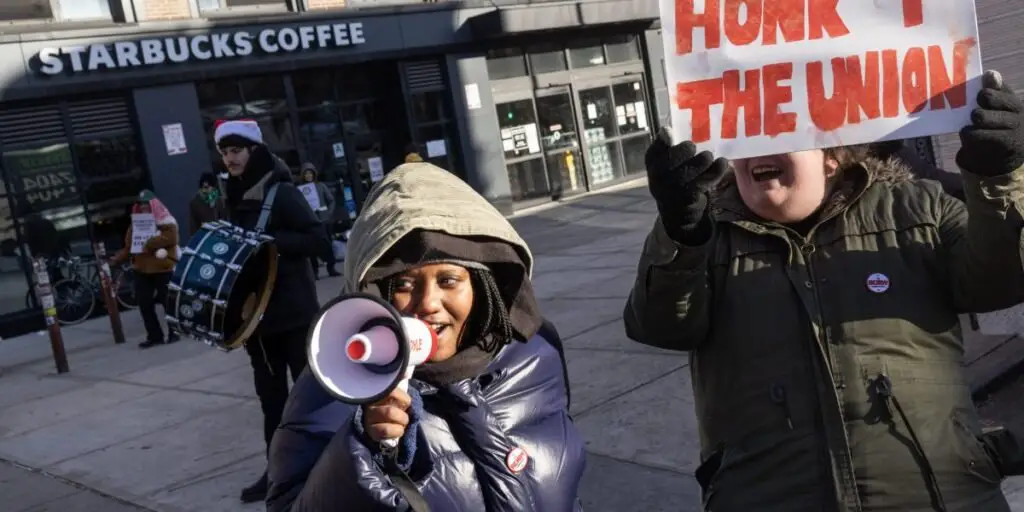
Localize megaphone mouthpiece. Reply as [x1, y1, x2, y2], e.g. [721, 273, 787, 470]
[344, 326, 400, 365]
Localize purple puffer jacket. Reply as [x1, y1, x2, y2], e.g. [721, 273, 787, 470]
[266, 330, 586, 512]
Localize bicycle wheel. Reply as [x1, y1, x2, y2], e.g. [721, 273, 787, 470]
[113, 269, 138, 310]
[52, 279, 96, 326]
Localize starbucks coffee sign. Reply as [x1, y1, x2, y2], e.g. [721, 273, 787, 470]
[37, 22, 366, 75]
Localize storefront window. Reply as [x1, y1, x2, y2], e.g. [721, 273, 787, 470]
[584, 138, 625, 186]
[255, 116, 298, 169]
[528, 44, 567, 74]
[409, 91, 445, 124]
[197, 80, 244, 122]
[486, 48, 528, 80]
[579, 87, 617, 138]
[291, 71, 337, 108]
[620, 136, 649, 175]
[611, 81, 650, 136]
[241, 76, 288, 115]
[0, 193, 29, 319]
[568, 39, 606, 69]
[536, 93, 584, 194]
[341, 101, 385, 136]
[496, 100, 541, 160]
[416, 123, 453, 170]
[506, 158, 549, 202]
[605, 35, 641, 64]
[536, 94, 578, 151]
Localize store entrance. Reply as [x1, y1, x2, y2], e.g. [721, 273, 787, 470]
[574, 74, 652, 188]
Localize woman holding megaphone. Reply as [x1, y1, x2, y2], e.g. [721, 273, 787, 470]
[266, 162, 585, 511]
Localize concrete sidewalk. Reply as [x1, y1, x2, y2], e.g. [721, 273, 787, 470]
[1, 459, 150, 512]
[0, 180, 1020, 511]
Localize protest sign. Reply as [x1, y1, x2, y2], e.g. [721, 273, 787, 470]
[130, 213, 158, 254]
[298, 182, 322, 211]
[660, 0, 983, 159]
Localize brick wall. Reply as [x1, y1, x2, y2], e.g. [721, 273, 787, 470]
[139, 0, 192, 20]
[306, 0, 347, 9]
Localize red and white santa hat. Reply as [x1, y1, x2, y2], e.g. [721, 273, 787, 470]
[214, 119, 263, 145]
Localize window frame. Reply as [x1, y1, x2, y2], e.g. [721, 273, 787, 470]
[0, 0, 116, 25]
[194, 0, 293, 17]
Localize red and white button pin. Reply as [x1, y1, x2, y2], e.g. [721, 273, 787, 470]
[866, 273, 890, 293]
[506, 446, 529, 474]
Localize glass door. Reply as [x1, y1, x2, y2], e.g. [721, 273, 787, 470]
[535, 87, 587, 198]
[575, 74, 653, 188]
[494, 93, 549, 203]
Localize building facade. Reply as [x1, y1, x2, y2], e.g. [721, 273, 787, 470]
[0, 0, 1015, 337]
[0, 0, 665, 337]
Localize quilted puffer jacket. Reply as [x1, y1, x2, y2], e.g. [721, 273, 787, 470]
[266, 162, 586, 511]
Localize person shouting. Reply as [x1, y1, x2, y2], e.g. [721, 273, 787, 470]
[624, 70, 1024, 511]
[213, 119, 330, 504]
[265, 162, 584, 511]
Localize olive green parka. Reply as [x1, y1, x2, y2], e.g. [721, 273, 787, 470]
[624, 157, 1024, 511]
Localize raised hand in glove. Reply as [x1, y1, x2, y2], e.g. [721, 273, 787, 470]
[956, 70, 1024, 176]
[645, 127, 729, 244]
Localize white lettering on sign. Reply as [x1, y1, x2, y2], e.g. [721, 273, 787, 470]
[37, 22, 367, 75]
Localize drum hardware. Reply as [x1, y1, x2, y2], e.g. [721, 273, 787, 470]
[165, 185, 283, 352]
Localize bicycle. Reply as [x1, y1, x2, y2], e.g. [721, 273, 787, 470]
[25, 257, 137, 326]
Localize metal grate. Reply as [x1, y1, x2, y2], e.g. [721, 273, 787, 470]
[67, 98, 133, 139]
[0, 105, 64, 147]
[403, 61, 445, 93]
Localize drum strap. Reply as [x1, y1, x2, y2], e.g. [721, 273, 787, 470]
[255, 183, 281, 234]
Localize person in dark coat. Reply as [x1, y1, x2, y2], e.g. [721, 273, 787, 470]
[187, 172, 227, 238]
[298, 163, 340, 278]
[265, 162, 585, 511]
[213, 119, 329, 504]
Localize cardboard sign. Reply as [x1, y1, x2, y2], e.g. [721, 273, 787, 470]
[130, 213, 158, 254]
[298, 182, 322, 211]
[660, 0, 983, 159]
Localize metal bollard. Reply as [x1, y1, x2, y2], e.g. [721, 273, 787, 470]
[93, 242, 126, 345]
[32, 257, 69, 374]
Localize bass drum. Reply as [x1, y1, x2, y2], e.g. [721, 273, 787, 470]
[166, 220, 278, 351]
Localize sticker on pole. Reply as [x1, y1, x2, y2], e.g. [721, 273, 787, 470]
[866, 273, 890, 293]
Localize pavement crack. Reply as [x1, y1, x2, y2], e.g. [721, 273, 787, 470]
[572, 364, 688, 418]
[584, 450, 695, 477]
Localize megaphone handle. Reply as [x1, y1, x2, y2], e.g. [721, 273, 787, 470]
[380, 371, 413, 450]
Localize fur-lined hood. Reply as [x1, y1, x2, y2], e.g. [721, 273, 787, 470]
[713, 155, 916, 223]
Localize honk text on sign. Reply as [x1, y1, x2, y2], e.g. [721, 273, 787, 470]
[659, 0, 983, 159]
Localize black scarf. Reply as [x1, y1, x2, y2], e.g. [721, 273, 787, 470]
[363, 230, 542, 387]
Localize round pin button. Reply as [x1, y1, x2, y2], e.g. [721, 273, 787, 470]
[506, 446, 529, 474]
[866, 273, 890, 293]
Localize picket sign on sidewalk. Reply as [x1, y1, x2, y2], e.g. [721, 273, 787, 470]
[659, 0, 983, 159]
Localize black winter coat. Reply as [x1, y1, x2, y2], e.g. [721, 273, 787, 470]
[226, 150, 327, 336]
[266, 331, 586, 511]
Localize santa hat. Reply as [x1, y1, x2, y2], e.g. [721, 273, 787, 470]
[214, 119, 263, 146]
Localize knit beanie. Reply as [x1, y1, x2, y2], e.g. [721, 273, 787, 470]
[214, 119, 263, 148]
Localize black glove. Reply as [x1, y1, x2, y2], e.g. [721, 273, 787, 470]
[956, 70, 1024, 176]
[644, 127, 729, 244]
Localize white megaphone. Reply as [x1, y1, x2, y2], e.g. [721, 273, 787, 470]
[308, 293, 438, 448]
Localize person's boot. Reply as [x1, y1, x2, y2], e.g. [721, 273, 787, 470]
[239, 471, 268, 504]
[167, 331, 180, 344]
[327, 265, 341, 277]
[138, 339, 162, 349]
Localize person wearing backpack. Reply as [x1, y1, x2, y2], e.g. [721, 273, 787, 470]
[265, 161, 585, 511]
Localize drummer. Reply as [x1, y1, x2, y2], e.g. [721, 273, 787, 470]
[212, 119, 329, 504]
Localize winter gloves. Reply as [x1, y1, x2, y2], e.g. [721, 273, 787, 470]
[957, 70, 1024, 177]
[644, 127, 729, 244]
